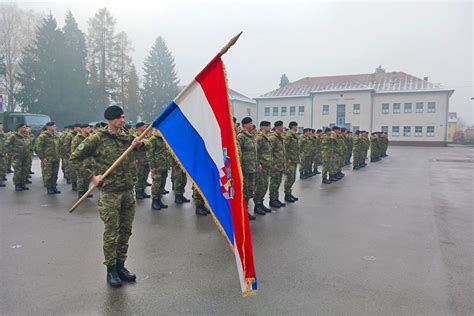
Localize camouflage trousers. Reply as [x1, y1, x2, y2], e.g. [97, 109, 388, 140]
[12, 157, 29, 186]
[284, 163, 297, 194]
[0, 154, 5, 178]
[42, 160, 60, 189]
[345, 148, 352, 164]
[135, 160, 150, 193]
[27, 153, 33, 173]
[254, 168, 270, 204]
[312, 154, 321, 171]
[300, 155, 313, 174]
[61, 156, 70, 181]
[77, 164, 91, 193]
[269, 170, 283, 201]
[98, 189, 136, 267]
[171, 165, 187, 195]
[151, 170, 168, 199]
[352, 149, 363, 167]
[192, 185, 205, 207]
[242, 171, 255, 204]
[7, 153, 12, 172]
[322, 155, 336, 178]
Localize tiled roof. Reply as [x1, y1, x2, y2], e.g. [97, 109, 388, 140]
[259, 72, 446, 98]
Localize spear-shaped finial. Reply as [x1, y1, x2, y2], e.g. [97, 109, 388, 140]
[219, 31, 243, 56]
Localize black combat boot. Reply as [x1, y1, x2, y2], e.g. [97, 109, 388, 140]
[152, 198, 162, 210]
[175, 194, 190, 204]
[290, 194, 299, 201]
[25, 179, 32, 184]
[262, 204, 272, 213]
[142, 192, 151, 198]
[269, 200, 281, 208]
[254, 204, 266, 215]
[322, 177, 331, 184]
[276, 199, 286, 207]
[29, 171, 34, 175]
[300, 172, 308, 179]
[0, 182, 5, 187]
[106, 265, 122, 287]
[284, 194, 296, 203]
[195, 206, 208, 216]
[15, 185, 23, 191]
[47, 188, 56, 194]
[353, 165, 360, 170]
[136, 191, 146, 200]
[315, 168, 321, 174]
[53, 187, 61, 194]
[66, 178, 71, 184]
[161, 188, 169, 195]
[2, 176, 6, 181]
[145, 181, 152, 187]
[329, 174, 338, 182]
[71, 181, 77, 191]
[158, 199, 168, 209]
[116, 260, 136, 282]
[248, 212, 256, 221]
[21, 185, 29, 190]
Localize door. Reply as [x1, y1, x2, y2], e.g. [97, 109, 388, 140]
[336, 104, 346, 127]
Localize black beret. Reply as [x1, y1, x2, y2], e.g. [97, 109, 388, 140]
[274, 120, 283, 127]
[241, 117, 252, 125]
[289, 121, 298, 129]
[341, 127, 347, 132]
[104, 105, 124, 120]
[125, 124, 132, 129]
[259, 120, 271, 127]
[324, 127, 331, 133]
[135, 122, 146, 128]
[16, 123, 26, 130]
[74, 123, 81, 128]
[316, 129, 322, 133]
[46, 121, 56, 127]
[80, 124, 91, 128]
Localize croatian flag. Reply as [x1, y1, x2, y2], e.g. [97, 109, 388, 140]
[152, 54, 257, 296]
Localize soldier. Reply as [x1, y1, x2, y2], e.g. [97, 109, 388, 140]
[145, 129, 171, 210]
[172, 159, 190, 204]
[5, 129, 14, 173]
[0, 122, 6, 187]
[334, 127, 346, 180]
[320, 127, 337, 184]
[35, 122, 61, 194]
[381, 132, 389, 157]
[68, 123, 82, 191]
[25, 125, 35, 178]
[237, 117, 257, 220]
[254, 120, 272, 216]
[345, 130, 353, 166]
[352, 131, 362, 170]
[283, 121, 299, 203]
[6, 123, 31, 191]
[70, 105, 141, 288]
[193, 185, 210, 216]
[134, 122, 151, 200]
[268, 121, 286, 208]
[312, 129, 322, 175]
[71, 124, 94, 198]
[370, 132, 380, 162]
[59, 125, 71, 183]
[298, 128, 313, 179]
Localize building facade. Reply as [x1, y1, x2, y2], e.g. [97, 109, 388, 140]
[229, 88, 257, 122]
[255, 68, 454, 146]
[447, 112, 458, 142]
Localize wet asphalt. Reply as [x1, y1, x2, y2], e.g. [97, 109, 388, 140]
[0, 145, 473, 315]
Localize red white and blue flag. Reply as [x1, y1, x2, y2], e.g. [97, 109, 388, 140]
[152, 54, 257, 296]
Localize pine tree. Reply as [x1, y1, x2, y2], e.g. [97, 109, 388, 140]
[114, 31, 132, 107]
[124, 64, 141, 122]
[142, 36, 179, 121]
[280, 74, 290, 88]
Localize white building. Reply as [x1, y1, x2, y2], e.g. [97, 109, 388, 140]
[255, 67, 454, 146]
[229, 88, 257, 122]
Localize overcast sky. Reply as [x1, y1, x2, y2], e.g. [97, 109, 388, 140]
[16, 0, 473, 124]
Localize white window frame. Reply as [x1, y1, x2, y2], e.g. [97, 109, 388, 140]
[264, 107, 270, 116]
[404, 103, 412, 113]
[381, 126, 388, 133]
[393, 103, 401, 114]
[353, 104, 360, 114]
[427, 126, 435, 137]
[298, 106, 305, 116]
[392, 126, 400, 136]
[414, 126, 423, 137]
[281, 106, 287, 116]
[322, 105, 329, 115]
[272, 107, 278, 116]
[428, 102, 436, 113]
[382, 103, 389, 114]
[416, 102, 424, 113]
[403, 126, 411, 137]
[290, 106, 296, 116]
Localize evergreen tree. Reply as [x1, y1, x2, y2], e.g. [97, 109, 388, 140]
[114, 31, 132, 107]
[142, 36, 179, 121]
[279, 74, 290, 88]
[16, 14, 66, 120]
[124, 64, 141, 122]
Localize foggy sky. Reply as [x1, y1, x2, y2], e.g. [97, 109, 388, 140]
[15, 0, 473, 124]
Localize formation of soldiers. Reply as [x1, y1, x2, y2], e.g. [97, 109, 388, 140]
[0, 117, 389, 218]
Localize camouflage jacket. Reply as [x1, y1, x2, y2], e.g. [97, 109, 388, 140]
[314, 134, 322, 158]
[237, 130, 257, 173]
[284, 131, 300, 164]
[298, 134, 313, 158]
[35, 131, 60, 161]
[144, 134, 171, 171]
[134, 131, 151, 163]
[0, 131, 5, 156]
[255, 130, 272, 170]
[269, 131, 286, 171]
[70, 127, 138, 192]
[27, 133, 36, 154]
[336, 135, 347, 157]
[352, 135, 362, 152]
[6, 132, 30, 159]
[321, 133, 337, 160]
[59, 131, 71, 158]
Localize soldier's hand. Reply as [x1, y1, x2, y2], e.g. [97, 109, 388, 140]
[132, 138, 143, 148]
[42, 158, 48, 165]
[150, 168, 157, 175]
[91, 175, 103, 187]
[257, 164, 263, 173]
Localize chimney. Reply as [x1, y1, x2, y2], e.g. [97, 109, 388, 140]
[375, 65, 386, 74]
[423, 77, 428, 81]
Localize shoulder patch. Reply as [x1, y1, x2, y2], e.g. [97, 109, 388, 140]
[78, 143, 85, 150]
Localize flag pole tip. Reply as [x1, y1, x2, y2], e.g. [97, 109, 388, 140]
[220, 31, 243, 55]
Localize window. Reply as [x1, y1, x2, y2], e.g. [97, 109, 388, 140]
[298, 106, 305, 116]
[353, 126, 360, 132]
[272, 107, 278, 116]
[393, 103, 401, 113]
[428, 102, 436, 113]
[403, 126, 411, 137]
[381, 126, 388, 133]
[427, 126, 435, 136]
[392, 126, 400, 136]
[353, 104, 360, 114]
[416, 102, 424, 113]
[281, 106, 287, 116]
[322, 105, 329, 115]
[415, 126, 423, 136]
[382, 103, 389, 114]
[264, 107, 270, 116]
[290, 106, 296, 116]
[404, 103, 412, 113]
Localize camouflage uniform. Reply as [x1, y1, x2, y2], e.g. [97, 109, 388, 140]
[237, 130, 257, 204]
[6, 131, 13, 173]
[35, 130, 61, 190]
[59, 131, 71, 182]
[312, 133, 322, 173]
[254, 130, 272, 204]
[6, 132, 30, 187]
[345, 134, 353, 165]
[321, 132, 337, 179]
[26, 132, 35, 174]
[381, 134, 389, 157]
[283, 131, 299, 195]
[352, 134, 363, 168]
[193, 185, 205, 207]
[70, 127, 138, 267]
[71, 133, 95, 193]
[0, 130, 6, 183]
[66, 131, 79, 188]
[145, 133, 171, 200]
[171, 159, 187, 195]
[269, 131, 285, 201]
[298, 133, 313, 177]
[134, 131, 151, 194]
[370, 134, 380, 162]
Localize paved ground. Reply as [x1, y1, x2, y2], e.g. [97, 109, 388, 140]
[0, 145, 473, 315]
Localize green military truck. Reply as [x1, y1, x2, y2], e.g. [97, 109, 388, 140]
[0, 112, 51, 136]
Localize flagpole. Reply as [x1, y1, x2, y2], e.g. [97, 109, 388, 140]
[69, 32, 243, 213]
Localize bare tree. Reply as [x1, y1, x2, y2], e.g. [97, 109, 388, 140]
[0, 4, 40, 111]
[114, 31, 133, 106]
